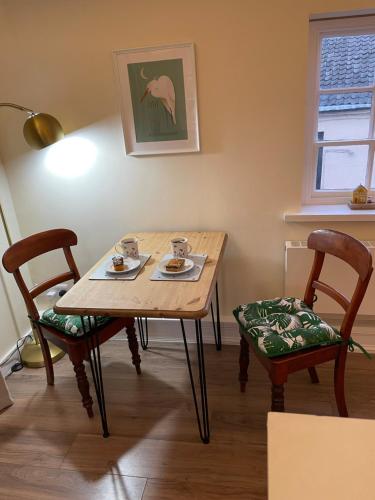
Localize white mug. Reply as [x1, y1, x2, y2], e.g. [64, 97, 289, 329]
[171, 237, 192, 258]
[115, 237, 139, 259]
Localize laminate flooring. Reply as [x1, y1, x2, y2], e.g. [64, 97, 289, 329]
[1, 338, 374, 499]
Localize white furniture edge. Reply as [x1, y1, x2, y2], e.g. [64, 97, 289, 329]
[268, 412, 375, 500]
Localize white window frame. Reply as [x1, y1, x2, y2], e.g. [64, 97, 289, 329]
[303, 16, 375, 205]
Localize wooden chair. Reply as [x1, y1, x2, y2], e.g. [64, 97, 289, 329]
[2, 228, 141, 418]
[238, 229, 373, 416]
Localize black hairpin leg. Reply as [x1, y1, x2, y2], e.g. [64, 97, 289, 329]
[137, 317, 149, 350]
[180, 318, 210, 444]
[81, 316, 109, 438]
[211, 282, 222, 351]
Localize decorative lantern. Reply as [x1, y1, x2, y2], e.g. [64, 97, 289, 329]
[352, 184, 368, 204]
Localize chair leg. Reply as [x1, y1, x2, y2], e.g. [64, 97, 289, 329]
[334, 348, 348, 417]
[125, 319, 141, 375]
[36, 329, 54, 386]
[72, 360, 94, 418]
[271, 384, 285, 412]
[239, 337, 249, 392]
[308, 367, 320, 384]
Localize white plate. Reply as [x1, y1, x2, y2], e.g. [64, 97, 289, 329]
[158, 258, 194, 275]
[106, 258, 141, 274]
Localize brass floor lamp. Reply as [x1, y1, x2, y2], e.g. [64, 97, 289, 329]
[0, 102, 65, 367]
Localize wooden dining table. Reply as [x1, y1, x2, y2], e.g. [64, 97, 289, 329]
[55, 231, 227, 443]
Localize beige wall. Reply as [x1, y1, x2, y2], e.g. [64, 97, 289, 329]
[1, 0, 375, 323]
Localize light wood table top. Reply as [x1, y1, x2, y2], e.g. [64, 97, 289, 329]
[268, 412, 375, 500]
[55, 231, 227, 319]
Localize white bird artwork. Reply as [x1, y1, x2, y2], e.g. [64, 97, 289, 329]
[140, 74, 176, 125]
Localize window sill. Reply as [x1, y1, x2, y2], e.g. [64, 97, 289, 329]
[284, 204, 375, 222]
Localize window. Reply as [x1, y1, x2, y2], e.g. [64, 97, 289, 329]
[304, 16, 375, 204]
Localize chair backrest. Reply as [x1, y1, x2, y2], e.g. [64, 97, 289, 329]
[2, 228, 80, 321]
[304, 229, 373, 340]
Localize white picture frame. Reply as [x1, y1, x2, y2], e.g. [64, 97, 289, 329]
[113, 42, 200, 156]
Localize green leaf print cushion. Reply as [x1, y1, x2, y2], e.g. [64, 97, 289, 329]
[233, 297, 342, 358]
[39, 309, 112, 337]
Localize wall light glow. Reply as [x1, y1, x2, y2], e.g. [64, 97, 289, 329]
[45, 137, 97, 178]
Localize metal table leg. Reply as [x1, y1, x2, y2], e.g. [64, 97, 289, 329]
[81, 316, 109, 438]
[210, 282, 222, 351]
[180, 318, 210, 444]
[137, 317, 149, 350]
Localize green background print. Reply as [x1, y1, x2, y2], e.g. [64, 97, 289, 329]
[127, 58, 188, 143]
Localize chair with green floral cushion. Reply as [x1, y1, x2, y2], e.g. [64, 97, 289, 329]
[234, 229, 373, 416]
[2, 228, 141, 418]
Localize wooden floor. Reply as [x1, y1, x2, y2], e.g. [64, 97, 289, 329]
[1, 337, 375, 500]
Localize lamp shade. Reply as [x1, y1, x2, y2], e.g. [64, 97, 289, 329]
[23, 113, 64, 149]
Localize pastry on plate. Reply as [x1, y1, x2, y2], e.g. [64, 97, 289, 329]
[166, 258, 185, 271]
[112, 255, 127, 271]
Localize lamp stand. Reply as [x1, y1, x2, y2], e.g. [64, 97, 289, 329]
[21, 337, 65, 368]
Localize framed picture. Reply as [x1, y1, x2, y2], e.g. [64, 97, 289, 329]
[113, 43, 200, 156]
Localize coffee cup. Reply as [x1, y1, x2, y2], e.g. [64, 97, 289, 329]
[171, 237, 192, 258]
[115, 237, 139, 259]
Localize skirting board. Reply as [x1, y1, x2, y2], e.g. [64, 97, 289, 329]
[128, 317, 239, 345]
[2, 317, 374, 378]
[116, 317, 375, 354]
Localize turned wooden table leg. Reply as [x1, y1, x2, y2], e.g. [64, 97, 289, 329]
[271, 383, 285, 412]
[239, 336, 249, 393]
[72, 360, 94, 417]
[126, 318, 141, 375]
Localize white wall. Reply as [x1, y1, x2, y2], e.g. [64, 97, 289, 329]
[1, 0, 375, 323]
[0, 158, 31, 357]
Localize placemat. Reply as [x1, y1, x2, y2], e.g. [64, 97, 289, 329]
[150, 253, 207, 282]
[89, 254, 151, 281]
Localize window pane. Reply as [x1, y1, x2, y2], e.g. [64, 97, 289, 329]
[316, 145, 368, 190]
[318, 92, 372, 140]
[320, 35, 375, 90]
